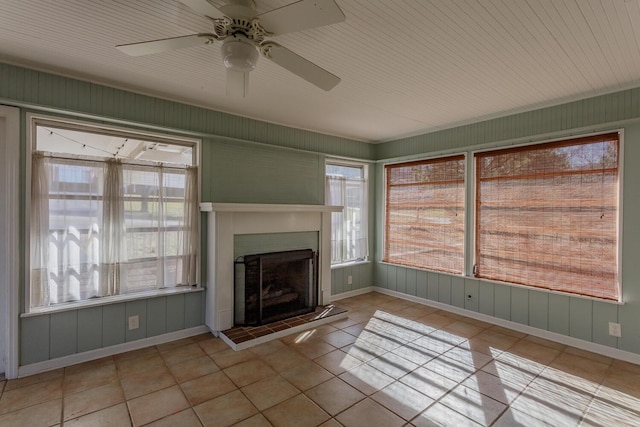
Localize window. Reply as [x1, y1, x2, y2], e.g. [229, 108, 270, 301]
[29, 119, 199, 310]
[384, 155, 465, 274]
[474, 132, 620, 301]
[325, 161, 368, 264]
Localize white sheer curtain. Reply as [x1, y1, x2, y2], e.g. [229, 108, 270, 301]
[326, 174, 368, 263]
[31, 154, 103, 306]
[30, 152, 198, 308]
[30, 153, 50, 307]
[180, 166, 199, 285]
[101, 159, 125, 296]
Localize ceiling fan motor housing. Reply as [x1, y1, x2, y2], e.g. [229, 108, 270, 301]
[221, 35, 259, 71]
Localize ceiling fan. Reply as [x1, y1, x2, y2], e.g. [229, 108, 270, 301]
[116, 0, 345, 97]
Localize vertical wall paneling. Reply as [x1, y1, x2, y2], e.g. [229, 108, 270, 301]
[386, 265, 397, 291]
[102, 304, 126, 347]
[493, 285, 511, 321]
[405, 268, 417, 296]
[166, 294, 186, 333]
[77, 307, 103, 353]
[464, 278, 479, 312]
[450, 276, 465, 308]
[125, 300, 148, 342]
[146, 297, 167, 338]
[528, 291, 549, 331]
[416, 270, 428, 299]
[427, 272, 439, 301]
[548, 293, 570, 335]
[510, 288, 529, 325]
[395, 268, 407, 294]
[437, 274, 451, 305]
[20, 315, 50, 365]
[478, 281, 494, 316]
[50, 311, 78, 359]
[185, 292, 204, 328]
[569, 298, 593, 342]
[592, 301, 618, 348]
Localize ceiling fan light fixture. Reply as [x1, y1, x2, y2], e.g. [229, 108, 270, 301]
[221, 35, 259, 72]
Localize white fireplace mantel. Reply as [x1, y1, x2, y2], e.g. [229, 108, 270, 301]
[200, 203, 342, 333]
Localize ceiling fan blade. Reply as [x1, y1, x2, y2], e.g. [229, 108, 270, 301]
[116, 34, 213, 56]
[226, 69, 250, 97]
[177, 0, 225, 19]
[262, 43, 340, 91]
[258, 0, 345, 35]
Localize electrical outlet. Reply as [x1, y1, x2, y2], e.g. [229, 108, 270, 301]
[347, 275, 353, 285]
[128, 315, 139, 330]
[608, 322, 621, 337]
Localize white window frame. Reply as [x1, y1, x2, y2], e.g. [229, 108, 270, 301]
[24, 113, 202, 314]
[325, 159, 370, 266]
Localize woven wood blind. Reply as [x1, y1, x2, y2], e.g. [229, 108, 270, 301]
[475, 133, 620, 301]
[384, 155, 465, 274]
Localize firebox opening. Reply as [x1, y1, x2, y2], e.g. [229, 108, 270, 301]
[234, 249, 318, 326]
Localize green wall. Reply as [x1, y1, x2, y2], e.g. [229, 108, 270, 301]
[5, 59, 638, 366]
[0, 62, 374, 367]
[374, 89, 640, 356]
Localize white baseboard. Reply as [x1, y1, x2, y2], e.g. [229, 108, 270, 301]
[373, 287, 640, 366]
[18, 325, 209, 378]
[330, 287, 374, 302]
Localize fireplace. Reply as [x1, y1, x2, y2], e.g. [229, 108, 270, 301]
[200, 202, 342, 334]
[235, 249, 318, 325]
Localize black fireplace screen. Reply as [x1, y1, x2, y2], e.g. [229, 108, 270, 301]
[234, 249, 318, 326]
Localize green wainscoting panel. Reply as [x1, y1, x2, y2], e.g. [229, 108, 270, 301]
[360, 263, 372, 289]
[416, 271, 427, 299]
[405, 269, 417, 297]
[77, 306, 103, 353]
[50, 310, 78, 359]
[386, 265, 397, 291]
[510, 288, 529, 325]
[102, 303, 126, 347]
[20, 315, 50, 365]
[494, 284, 511, 321]
[375, 263, 387, 289]
[427, 272, 439, 301]
[619, 303, 640, 354]
[125, 300, 147, 342]
[438, 274, 451, 305]
[592, 301, 618, 349]
[528, 291, 549, 331]
[569, 298, 593, 342]
[350, 264, 361, 292]
[396, 268, 407, 294]
[331, 268, 344, 295]
[185, 291, 204, 328]
[166, 294, 186, 333]
[478, 281, 495, 316]
[450, 276, 465, 308]
[548, 294, 570, 335]
[464, 279, 479, 312]
[147, 297, 167, 338]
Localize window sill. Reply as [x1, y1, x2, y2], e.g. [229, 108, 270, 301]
[21, 286, 204, 317]
[331, 260, 370, 269]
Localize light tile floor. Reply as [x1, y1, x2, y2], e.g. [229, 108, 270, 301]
[1, 292, 640, 426]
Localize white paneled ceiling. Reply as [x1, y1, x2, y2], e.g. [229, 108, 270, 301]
[0, 0, 639, 142]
